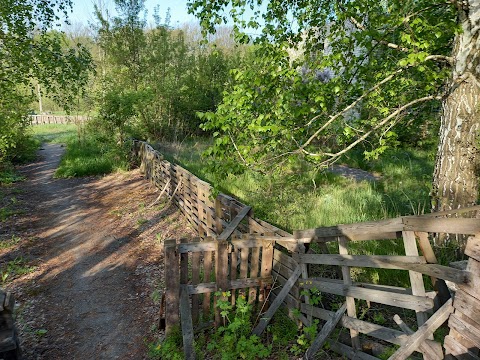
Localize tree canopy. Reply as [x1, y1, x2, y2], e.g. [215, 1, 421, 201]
[0, 0, 93, 162]
[189, 0, 480, 229]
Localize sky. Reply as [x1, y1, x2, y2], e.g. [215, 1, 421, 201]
[70, 0, 199, 27]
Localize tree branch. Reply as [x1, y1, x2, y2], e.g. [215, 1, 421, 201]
[301, 68, 406, 148]
[301, 95, 442, 165]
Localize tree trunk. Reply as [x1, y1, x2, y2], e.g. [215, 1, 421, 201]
[432, 1, 480, 249]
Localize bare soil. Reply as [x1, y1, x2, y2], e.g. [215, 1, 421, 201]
[0, 143, 195, 359]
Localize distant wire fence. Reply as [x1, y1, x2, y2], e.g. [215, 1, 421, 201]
[30, 115, 90, 125]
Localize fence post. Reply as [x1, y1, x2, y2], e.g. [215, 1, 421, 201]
[165, 239, 180, 336]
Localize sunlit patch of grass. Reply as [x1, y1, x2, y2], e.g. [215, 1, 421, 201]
[30, 123, 78, 144]
[55, 136, 130, 178]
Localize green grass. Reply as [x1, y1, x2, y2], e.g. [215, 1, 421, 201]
[30, 123, 78, 144]
[156, 140, 440, 287]
[55, 136, 130, 177]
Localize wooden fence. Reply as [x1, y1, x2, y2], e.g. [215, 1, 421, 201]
[30, 114, 89, 125]
[133, 140, 480, 360]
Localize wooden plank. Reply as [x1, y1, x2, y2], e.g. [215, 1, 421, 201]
[202, 251, 213, 319]
[403, 217, 480, 235]
[416, 232, 451, 307]
[403, 231, 429, 327]
[259, 238, 274, 303]
[252, 265, 302, 336]
[460, 257, 480, 300]
[215, 198, 223, 236]
[329, 340, 381, 360]
[465, 234, 480, 263]
[230, 247, 238, 305]
[191, 250, 201, 324]
[165, 239, 180, 336]
[180, 287, 196, 360]
[388, 298, 453, 360]
[249, 246, 260, 304]
[231, 238, 276, 249]
[454, 290, 480, 324]
[296, 254, 469, 284]
[178, 241, 217, 253]
[393, 314, 443, 360]
[272, 269, 300, 298]
[293, 218, 403, 241]
[239, 247, 249, 297]
[339, 236, 361, 350]
[218, 206, 252, 241]
[186, 277, 273, 295]
[448, 313, 480, 348]
[301, 280, 434, 311]
[297, 254, 426, 267]
[215, 240, 229, 326]
[301, 303, 408, 345]
[180, 238, 189, 286]
[304, 303, 347, 359]
[274, 248, 300, 270]
[444, 335, 480, 360]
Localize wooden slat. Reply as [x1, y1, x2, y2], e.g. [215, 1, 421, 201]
[339, 236, 360, 350]
[202, 251, 213, 319]
[448, 313, 480, 349]
[301, 303, 408, 345]
[230, 247, 238, 305]
[403, 217, 480, 235]
[249, 246, 260, 304]
[393, 314, 443, 360]
[293, 218, 403, 241]
[239, 247, 249, 297]
[403, 231, 429, 327]
[274, 248, 300, 270]
[191, 251, 201, 324]
[165, 239, 180, 336]
[180, 287, 196, 360]
[416, 232, 451, 307]
[260, 239, 274, 304]
[388, 299, 453, 360]
[215, 240, 229, 326]
[296, 254, 468, 284]
[454, 290, 480, 324]
[297, 254, 426, 267]
[301, 279, 434, 311]
[329, 340, 380, 360]
[218, 206, 252, 241]
[186, 277, 273, 295]
[465, 234, 480, 263]
[252, 265, 302, 336]
[444, 335, 480, 360]
[304, 303, 347, 359]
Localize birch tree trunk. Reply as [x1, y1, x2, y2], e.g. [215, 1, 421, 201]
[432, 0, 480, 248]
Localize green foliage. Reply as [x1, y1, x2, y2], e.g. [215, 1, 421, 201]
[147, 326, 184, 360]
[0, 0, 93, 165]
[1, 257, 36, 284]
[93, 2, 238, 144]
[55, 134, 130, 178]
[190, 0, 456, 178]
[207, 291, 271, 359]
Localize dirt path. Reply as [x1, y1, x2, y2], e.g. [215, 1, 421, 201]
[0, 143, 195, 359]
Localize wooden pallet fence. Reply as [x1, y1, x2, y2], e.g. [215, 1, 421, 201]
[133, 140, 303, 317]
[134, 140, 480, 359]
[30, 114, 89, 125]
[164, 235, 276, 334]
[444, 234, 480, 359]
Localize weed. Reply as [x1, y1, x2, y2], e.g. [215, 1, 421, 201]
[147, 326, 184, 360]
[137, 218, 149, 226]
[1, 257, 36, 284]
[206, 291, 271, 359]
[0, 235, 21, 250]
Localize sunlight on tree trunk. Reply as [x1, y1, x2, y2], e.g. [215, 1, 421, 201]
[432, 2, 480, 248]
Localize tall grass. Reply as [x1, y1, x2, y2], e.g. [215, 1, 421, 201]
[30, 124, 130, 177]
